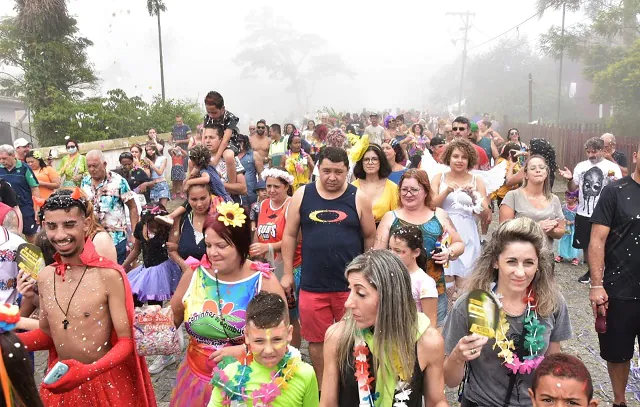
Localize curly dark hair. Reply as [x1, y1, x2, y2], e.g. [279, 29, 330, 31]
[442, 138, 478, 170]
[189, 144, 211, 169]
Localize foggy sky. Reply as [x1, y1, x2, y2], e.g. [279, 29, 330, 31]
[0, 0, 584, 125]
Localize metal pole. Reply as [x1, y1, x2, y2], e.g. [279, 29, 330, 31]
[157, 12, 166, 102]
[528, 73, 533, 123]
[556, 2, 566, 125]
[458, 13, 470, 115]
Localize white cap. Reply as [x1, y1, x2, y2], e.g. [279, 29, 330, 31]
[13, 138, 29, 148]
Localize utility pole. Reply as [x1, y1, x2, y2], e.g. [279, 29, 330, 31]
[157, 11, 166, 102]
[556, 2, 566, 126]
[447, 11, 475, 115]
[528, 73, 533, 123]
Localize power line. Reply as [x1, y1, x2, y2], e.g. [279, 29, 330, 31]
[468, 3, 555, 52]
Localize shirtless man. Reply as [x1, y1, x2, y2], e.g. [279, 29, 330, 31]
[250, 119, 271, 163]
[18, 189, 155, 406]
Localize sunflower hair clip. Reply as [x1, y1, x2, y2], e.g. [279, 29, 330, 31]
[216, 202, 247, 228]
[32, 150, 43, 160]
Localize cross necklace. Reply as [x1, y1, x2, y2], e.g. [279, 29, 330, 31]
[53, 265, 88, 330]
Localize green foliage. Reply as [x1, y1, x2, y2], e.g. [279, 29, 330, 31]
[0, 0, 98, 143]
[234, 7, 353, 115]
[35, 89, 202, 147]
[592, 39, 640, 135]
[537, 0, 640, 133]
[146, 0, 166, 16]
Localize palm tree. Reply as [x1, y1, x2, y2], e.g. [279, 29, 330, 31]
[146, 0, 167, 101]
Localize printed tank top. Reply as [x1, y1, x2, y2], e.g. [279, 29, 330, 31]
[256, 198, 302, 267]
[389, 212, 445, 295]
[182, 266, 263, 377]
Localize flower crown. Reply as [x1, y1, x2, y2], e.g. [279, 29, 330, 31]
[261, 168, 294, 185]
[216, 202, 247, 228]
[0, 304, 19, 334]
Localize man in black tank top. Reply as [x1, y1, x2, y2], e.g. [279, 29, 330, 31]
[281, 147, 376, 390]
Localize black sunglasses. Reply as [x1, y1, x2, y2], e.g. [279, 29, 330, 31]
[257, 126, 266, 130]
[452, 127, 466, 131]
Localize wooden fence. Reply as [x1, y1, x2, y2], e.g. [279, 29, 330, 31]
[508, 123, 637, 171]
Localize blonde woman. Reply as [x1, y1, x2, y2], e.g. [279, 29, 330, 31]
[443, 218, 572, 407]
[321, 250, 447, 407]
[499, 154, 565, 246]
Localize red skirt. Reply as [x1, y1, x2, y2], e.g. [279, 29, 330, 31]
[41, 364, 143, 407]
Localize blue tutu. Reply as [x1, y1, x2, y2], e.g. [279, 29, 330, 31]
[127, 259, 182, 302]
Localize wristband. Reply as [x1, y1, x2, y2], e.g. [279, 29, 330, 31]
[589, 285, 604, 289]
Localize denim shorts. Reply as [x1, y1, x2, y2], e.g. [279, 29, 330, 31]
[150, 181, 171, 201]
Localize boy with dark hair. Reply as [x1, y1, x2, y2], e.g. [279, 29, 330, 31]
[529, 353, 598, 407]
[208, 292, 318, 407]
[203, 91, 242, 162]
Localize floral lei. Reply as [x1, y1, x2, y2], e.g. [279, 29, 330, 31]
[353, 334, 412, 407]
[493, 288, 546, 374]
[211, 346, 301, 407]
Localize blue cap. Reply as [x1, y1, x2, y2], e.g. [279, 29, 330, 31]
[254, 180, 266, 192]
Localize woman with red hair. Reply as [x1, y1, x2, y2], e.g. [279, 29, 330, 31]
[167, 194, 285, 407]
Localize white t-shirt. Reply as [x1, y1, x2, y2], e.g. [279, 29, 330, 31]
[409, 268, 437, 312]
[364, 125, 385, 146]
[0, 227, 26, 305]
[573, 159, 622, 217]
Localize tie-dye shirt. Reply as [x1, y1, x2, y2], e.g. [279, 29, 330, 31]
[183, 266, 263, 349]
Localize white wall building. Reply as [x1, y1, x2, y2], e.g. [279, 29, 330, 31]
[0, 96, 32, 146]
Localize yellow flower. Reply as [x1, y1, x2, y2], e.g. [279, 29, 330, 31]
[282, 358, 299, 381]
[216, 202, 246, 228]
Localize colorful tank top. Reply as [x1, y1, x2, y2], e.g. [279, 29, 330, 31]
[256, 198, 302, 267]
[182, 266, 263, 377]
[389, 212, 445, 295]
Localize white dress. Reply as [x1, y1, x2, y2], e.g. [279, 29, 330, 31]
[439, 173, 481, 278]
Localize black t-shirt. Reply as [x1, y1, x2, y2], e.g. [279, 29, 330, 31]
[114, 167, 152, 202]
[0, 179, 19, 207]
[590, 176, 640, 299]
[612, 150, 628, 168]
[134, 222, 169, 268]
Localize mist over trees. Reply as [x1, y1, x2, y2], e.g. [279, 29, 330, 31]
[234, 7, 353, 117]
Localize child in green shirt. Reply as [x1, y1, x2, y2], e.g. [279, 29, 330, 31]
[208, 292, 319, 407]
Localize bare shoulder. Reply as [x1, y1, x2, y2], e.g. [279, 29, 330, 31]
[96, 267, 126, 286]
[324, 320, 346, 344]
[418, 326, 444, 356]
[37, 265, 56, 287]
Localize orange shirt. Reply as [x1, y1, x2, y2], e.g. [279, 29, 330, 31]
[34, 166, 60, 200]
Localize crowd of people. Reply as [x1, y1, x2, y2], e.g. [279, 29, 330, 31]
[0, 90, 636, 407]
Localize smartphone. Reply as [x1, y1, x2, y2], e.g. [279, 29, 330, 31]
[509, 150, 517, 162]
[43, 361, 69, 385]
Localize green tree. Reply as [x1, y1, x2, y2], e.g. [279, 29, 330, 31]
[234, 7, 353, 115]
[0, 0, 98, 143]
[34, 89, 202, 146]
[146, 0, 167, 101]
[537, 0, 640, 131]
[592, 39, 640, 135]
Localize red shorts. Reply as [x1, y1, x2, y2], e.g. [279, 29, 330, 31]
[299, 290, 350, 343]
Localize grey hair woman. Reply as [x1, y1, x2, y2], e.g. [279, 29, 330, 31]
[320, 249, 448, 407]
[442, 217, 572, 407]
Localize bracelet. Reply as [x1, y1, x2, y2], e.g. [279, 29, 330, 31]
[589, 285, 604, 289]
